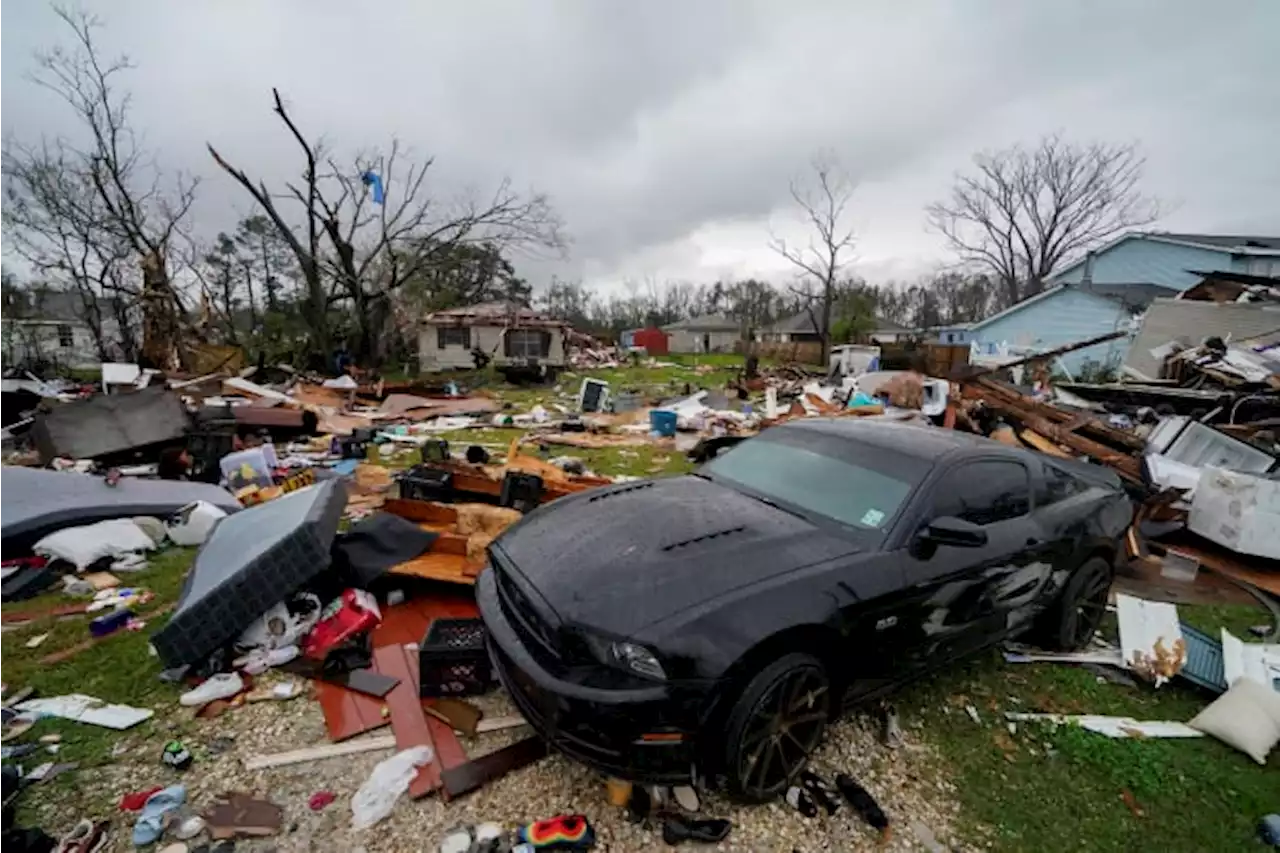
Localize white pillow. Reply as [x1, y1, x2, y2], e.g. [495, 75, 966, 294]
[1188, 676, 1280, 765]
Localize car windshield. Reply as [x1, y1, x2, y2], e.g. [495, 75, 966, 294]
[703, 432, 923, 535]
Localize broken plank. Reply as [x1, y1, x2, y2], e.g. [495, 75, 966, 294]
[1018, 429, 1072, 458]
[440, 736, 548, 799]
[476, 715, 528, 734]
[243, 735, 398, 771]
[372, 643, 441, 799]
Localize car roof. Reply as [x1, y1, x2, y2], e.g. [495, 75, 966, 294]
[776, 417, 1025, 464]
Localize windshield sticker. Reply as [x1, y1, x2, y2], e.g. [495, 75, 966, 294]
[860, 508, 886, 527]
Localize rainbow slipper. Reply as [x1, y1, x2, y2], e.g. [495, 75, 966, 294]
[516, 814, 596, 850]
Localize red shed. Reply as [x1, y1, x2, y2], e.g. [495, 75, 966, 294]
[630, 326, 669, 355]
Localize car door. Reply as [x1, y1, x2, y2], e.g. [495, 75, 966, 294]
[895, 457, 1050, 668]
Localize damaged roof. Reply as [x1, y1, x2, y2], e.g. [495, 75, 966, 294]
[423, 301, 567, 329]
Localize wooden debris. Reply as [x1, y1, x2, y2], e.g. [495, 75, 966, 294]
[243, 735, 398, 771]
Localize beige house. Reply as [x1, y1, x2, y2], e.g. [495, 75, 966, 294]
[419, 302, 568, 376]
[662, 314, 741, 353]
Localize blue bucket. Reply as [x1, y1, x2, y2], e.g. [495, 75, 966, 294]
[650, 410, 678, 437]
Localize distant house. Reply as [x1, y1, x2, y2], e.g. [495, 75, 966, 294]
[760, 311, 911, 344]
[929, 324, 974, 345]
[1, 288, 138, 370]
[418, 301, 568, 374]
[969, 231, 1280, 374]
[662, 314, 740, 353]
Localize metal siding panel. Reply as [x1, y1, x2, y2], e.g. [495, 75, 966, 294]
[973, 288, 1132, 373]
[1053, 239, 1235, 290]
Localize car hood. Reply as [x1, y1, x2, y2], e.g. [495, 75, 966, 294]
[493, 474, 861, 636]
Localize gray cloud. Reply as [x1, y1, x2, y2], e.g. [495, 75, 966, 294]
[5, 1, 1278, 290]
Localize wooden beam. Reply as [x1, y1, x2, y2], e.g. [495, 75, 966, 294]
[244, 735, 397, 771]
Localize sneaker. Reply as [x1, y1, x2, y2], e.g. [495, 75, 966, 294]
[57, 819, 109, 853]
[233, 644, 298, 675]
[179, 673, 244, 707]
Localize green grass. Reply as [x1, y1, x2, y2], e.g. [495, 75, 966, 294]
[1, 545, 194, 819]
[900, 602, 1277, 853]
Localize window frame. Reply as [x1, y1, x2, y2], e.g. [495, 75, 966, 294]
[437, 326, 470, 349]
[506, 328, 548, 359]
[929, 457, 1033, 527]
[56, 324, 75, 348]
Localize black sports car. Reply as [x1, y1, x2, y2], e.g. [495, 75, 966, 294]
[478, 418, 1132, 800]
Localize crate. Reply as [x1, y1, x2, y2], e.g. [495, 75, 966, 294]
[400, 466, 453, 502]
[335, 436, 369, 460]
[418, 618, 494, 698]
[499, 471, 543, 513]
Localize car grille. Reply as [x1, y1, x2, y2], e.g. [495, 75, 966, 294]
[493, 558, 561, 664]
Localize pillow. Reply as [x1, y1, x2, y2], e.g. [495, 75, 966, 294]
[1188, 676, 1280, 765]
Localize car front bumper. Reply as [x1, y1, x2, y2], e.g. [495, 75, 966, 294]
[476, 566, 709, 784]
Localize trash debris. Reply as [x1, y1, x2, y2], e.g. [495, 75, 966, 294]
[351, 746, 433, 830]
[133, 785, 187, 846]
[518, 814, 597, 849]
[1005, 713, 1205, 739]
[662, 814, 730, 846]
[15, 694, 153, 730]
[204, 791, 284, 840]
[1117, 594, 1187, 687]
[162, 739, 194, 770]
[308, 790, 336, 811]
[836, 774, 892, 843]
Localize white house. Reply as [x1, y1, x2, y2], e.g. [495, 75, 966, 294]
[418, 301, 569, 373]
[662, 315, 741, 353]
[1, 289, 138, 370]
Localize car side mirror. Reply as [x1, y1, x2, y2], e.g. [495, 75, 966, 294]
[921, 516, 988, 548]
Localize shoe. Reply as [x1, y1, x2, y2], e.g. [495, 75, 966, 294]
[672, 785, 701, 812]
[661, 815, 731, 845]
[234, 644, 299, 675]
[798, 770, 840, 815]
[57, 819, 109, 853]
[835, 774, 891, 838]
[784, 784, 818, 818]
[179, 673, 244, 707]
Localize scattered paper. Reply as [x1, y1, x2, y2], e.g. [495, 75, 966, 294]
[17, 694, 154, 730]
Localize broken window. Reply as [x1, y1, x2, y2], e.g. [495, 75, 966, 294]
[57, 324, 74, 348]
[505, 329, 550, 358]
[438, 327, 470, 349]
[1036, 463, 1083, 507]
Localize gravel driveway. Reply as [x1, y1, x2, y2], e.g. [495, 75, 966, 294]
[24, 682, 970, 852]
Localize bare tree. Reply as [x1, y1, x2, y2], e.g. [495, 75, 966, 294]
[770, 153, 857, 365]
[927, 133, 1161, 306]
[207, 89, 565, 364]
[2, 6, 197, 368]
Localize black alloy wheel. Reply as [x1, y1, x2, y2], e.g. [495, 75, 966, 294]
[724, 653, 831, 802]
[1040, 555, 1114, 652]
[1065, 558, 1112, 647]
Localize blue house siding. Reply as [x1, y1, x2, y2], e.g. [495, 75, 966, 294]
[972, 287, 1133, 374]
[1052, 236, 1242, 291]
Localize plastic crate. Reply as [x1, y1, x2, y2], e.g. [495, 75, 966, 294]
[418, 618, 494, 698]
[400, 466, 453, 502]
[499, 471, 543, 512]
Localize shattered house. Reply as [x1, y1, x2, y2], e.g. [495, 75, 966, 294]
[419, 301, 568, 378]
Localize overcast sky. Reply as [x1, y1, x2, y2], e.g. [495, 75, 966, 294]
[4, 1, 1279, 293]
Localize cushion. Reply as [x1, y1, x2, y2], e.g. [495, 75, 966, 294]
[1188, 676, 1280, 765]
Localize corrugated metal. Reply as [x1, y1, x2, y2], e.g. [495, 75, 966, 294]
[1123, 299, 1280, 379]
[970, 287, 1132, 374]
[1179, 623, 1227, 693]
[1053, 237, 1244, 290]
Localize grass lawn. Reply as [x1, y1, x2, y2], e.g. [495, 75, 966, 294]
[899, 603, 1277, 853]
[2, 547, 196, 818]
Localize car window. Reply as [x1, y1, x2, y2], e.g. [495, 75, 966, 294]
[704, 437, 919, 534]
[932, 460, 1030, 525]
[1035, 463, 1084, 507]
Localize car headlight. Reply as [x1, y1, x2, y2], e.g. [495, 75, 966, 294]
[581, 633, 667, 680]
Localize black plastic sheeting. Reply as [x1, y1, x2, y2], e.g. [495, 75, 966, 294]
[151, 479, 347, 668]
[32, 387, 190, 462]
[1, 467, 240, 558]
[331, 512, 437, 589]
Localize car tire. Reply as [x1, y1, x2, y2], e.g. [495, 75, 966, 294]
[721, 652, 831, 803]
[1036, 556, 1113, 651]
